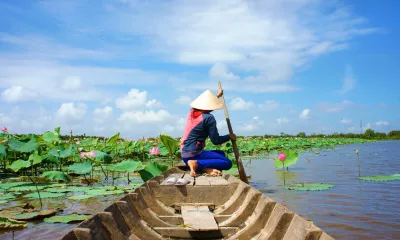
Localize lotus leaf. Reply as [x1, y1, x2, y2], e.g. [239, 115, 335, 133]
[13, 209, 56, 220]
[0, 182, 31, 190]
[0, 144, 6, 158]
[8, 185, 47, 192]
[160, 134, 179, 156]
[48, 145, 74, 158]
[0, 217, 27, 230]
[0, 200, 7, 204]
[67, 161, 92, 175]
[8, 138, 38, 153]
[8, 160, 31, 172]
[359, 174, 400, 182]
[285, 183, 335, 191]
[0, 193, 16, 200]
[42, 131, 59, 143]
[107, 132, 120, 145]
[44, 214, 89, 223]
[44, 187, 72, 193]
[138, 162, 168, 182]
[94, 150, 112, 164]
[23, 192, 65, 199]
[42, 171, 72, 182]
[29, 152, 43, 165]
[68, 195, 96, 200]
[107, 160, 141, 173]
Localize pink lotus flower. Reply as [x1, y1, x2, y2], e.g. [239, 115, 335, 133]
[278, 153, 286, 162]
[65, 140, 69, 143]
[1, 140, 7, 143]
[80, 152, 87, 159]
[76, 141, 80, 145]
[74, 138, 79, 141]
[87, 150, 97, 158]
[1, 127, 7, 133]
[149, 147, 160, 156]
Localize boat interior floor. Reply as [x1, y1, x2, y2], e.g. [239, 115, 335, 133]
[62, 166, 334, 240]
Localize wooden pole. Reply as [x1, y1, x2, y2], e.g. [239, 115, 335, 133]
[218, 81, 248, 184]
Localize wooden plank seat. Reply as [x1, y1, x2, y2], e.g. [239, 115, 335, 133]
[181, 205, 218, 231]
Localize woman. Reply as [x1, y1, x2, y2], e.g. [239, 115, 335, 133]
[180, 88, 236, 177]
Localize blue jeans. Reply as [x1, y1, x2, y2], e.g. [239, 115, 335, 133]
[182, 150, 232, 172]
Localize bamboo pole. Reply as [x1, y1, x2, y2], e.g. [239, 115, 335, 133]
[218, 81, 248, 184]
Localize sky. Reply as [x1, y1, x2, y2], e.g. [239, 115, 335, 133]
[0, 0, 399, 139]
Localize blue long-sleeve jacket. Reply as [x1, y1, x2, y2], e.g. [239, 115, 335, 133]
[180, 110, 230, 158]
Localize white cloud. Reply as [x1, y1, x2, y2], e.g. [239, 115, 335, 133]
[376, 121, 389, 126]
[93, 106, 113, 119]
[56, 102, 87, 123]
[35, 0, 377, 94]
[348, 126, 356, 132]
[61, 76, 81, 90]
[340, 118, 352, 124]
[339, 65, 356, 94]
[258, 100, 279, 111]
[317, 100, 352, 113]
[1, 86, 37, 103]
[230, 97, 255, 110]
[299, 109, 311, 119]
[146, 99, 162, 108]
[118, 110, 171, 123]
[276, 117, 289, 124]
[175, 96, 192, 105]
[209, 63, 239, 80]
[116, 89, 161, 111]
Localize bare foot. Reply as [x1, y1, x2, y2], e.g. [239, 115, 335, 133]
[212, 169, 222, 175]
[188, 160, 198, 177]
[202, 168, 220, 176]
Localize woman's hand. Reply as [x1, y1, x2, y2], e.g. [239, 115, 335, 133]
[230, 133, 237, 141]
[217, 88, 224, 98]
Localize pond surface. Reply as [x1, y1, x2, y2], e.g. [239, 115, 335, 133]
[1, 141, 399, 240]
[247, 141, 400, 240]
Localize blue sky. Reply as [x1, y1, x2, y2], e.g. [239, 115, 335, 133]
[0, 0, 399, 139]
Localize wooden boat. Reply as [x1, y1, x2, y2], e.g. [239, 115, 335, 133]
[61, 165, 334, 240]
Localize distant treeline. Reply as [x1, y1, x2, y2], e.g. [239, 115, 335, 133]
[6, 129, 400, 141]
[261, 130, 400, 140]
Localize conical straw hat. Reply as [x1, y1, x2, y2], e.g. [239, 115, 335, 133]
[190, 90, 224, 110]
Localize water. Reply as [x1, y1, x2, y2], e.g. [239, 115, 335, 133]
[1, 141, 399, 240]
[247, 141, 400, 240]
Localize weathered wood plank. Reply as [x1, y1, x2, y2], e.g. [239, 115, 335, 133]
[194, 176, 210, 186]
[181, 205, 218, 231]
[206, 176, 229, 186]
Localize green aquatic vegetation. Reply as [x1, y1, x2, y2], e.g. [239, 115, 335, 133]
[13, 209, 56, 221]
[138, 162, 168, 182]
[274, 150, 299, 168]
[23, 192, 65, 199]
[8, 185, 48, 192]
[44, 214, 89, 223]
[67, 161, 92, 175]
[8, 160, 31, 172]
[107, 160, 141, 173]
[0, 193, 16, 200]
[0, 182, 31, 190]
[285, 183, 335, 191]
[44, 187, 73, 193]
[7, 138, 38, 153]
[359, 174, 400, 182]
[42, 171, 72, 182]
[0, 217, 27, 230]
[68, 195, 96, 200]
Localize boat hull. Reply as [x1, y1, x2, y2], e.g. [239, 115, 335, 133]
[61, 166, 334, 240]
